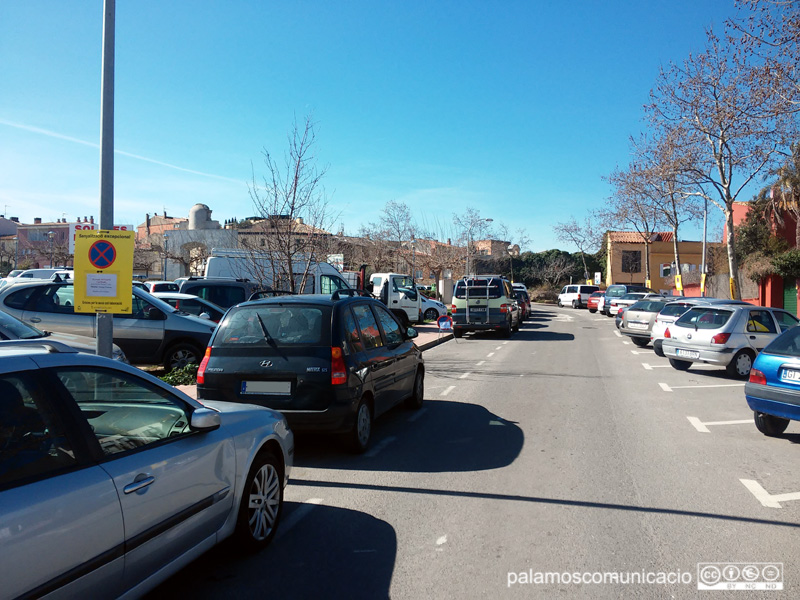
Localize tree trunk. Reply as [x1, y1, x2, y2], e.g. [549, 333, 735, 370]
[644, 241, 651, 284]
[671, 225, 681, 278]
[725, 207, 741, 300]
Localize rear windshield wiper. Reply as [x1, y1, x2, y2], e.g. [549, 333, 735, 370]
[255, 312, 276, 346]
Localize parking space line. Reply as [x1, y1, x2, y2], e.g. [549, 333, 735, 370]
[407, 408, 428, 423]
[622, 341, 630, 345]
[441, 385, 455, 396]
[495, 346, 502, 350]
[459, 372, 471, 379]
[365, 436, 397, 458]
[502, 341, 509, 345]
[642, 363, 671, 370]
[276, 498, 322, 541]
[740, 479, 800, 509]
[659, 383, 673, 392]
[629, 350, 649, 355]
[487, 352, 495, 358]
[687, 416, 751, 433]
[669, 383, 746, 390]
[614, 331, 622, 337]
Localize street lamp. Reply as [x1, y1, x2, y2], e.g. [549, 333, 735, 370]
[507, 245, 514, 283]
[47, 231, 55, 268]
[466, 218, 493, 277]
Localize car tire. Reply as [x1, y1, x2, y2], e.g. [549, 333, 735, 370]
[653, 340, 665, 357]
[233, 449, 283, 552]
[754, 411, 790, 436]
[589, 309, 597, 314]
[500, 320, 512, 338]
[572, 300, 578, 309]
[631, 337, 649, 348]
[350, 398, 373, 453]
[727, 349, 755, 378]
[424, 308, 439, 321]
[512, 319, 520, 332]
[669, 358, 692, 371]
[454, 329, 463, 338]
[557, 300, 563, 307]
[405, 368, 424, 409]
[163, 342, 202, 372]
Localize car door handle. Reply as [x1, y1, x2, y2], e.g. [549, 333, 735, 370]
[124, 474, 155, 494]
[28, 317, 42, 323]
[750, 335, 756, 340]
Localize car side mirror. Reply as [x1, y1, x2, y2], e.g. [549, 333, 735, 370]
[144, 306, 166, 320]
[406, 327, 418, 339]
[198, 311, 211, 320]
[190, 408, 221, 431]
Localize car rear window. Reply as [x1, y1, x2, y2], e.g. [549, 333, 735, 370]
[589, 292, 604, 298]
[454, 278, 504, 299]
[659, 303, 693, 317]
[215, 305, 330, 346]
[605, 285, 627, 298]
[763, 327, 800, 357]
[628, 300, 667, 313]
[675, 307, 733, 330]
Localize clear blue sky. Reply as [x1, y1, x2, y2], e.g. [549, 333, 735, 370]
[0, 1, 745, 252]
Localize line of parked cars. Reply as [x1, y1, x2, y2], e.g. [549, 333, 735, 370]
[569, 287, 800, 441]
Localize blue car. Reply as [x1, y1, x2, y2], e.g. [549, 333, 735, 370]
[745, 325, 800, 436]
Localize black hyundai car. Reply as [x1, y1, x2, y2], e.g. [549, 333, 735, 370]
[196, 292, 424, 452]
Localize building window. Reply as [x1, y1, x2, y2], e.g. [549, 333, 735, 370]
[660, 263, 672, 278]
[621, 250, 642, 274]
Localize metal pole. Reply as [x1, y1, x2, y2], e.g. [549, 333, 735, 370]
[701, 198, 708, 297]
[96, 0, 115, 359]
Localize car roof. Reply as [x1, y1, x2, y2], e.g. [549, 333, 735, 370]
[237, 293, 378, 309]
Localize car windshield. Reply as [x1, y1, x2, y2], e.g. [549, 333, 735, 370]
[454, 278, 503, 299]
[215, 305, 330, 346]
[621, 293, 644, 300]
[763, 327, 800, 357]
[675, 307, 733, 329]
[605, 286, 627, 298]
[0, 309, 45, 339]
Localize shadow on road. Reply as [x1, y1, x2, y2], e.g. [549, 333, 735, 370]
[293, 399, 524, 473]
[148, 502, 396, 600]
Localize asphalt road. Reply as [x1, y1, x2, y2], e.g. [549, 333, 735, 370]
[150, 305, 800, 599]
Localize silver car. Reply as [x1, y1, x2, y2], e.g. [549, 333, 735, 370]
[618, 298, 672, 346]
[0, 340, 293, 599]
[662, 304, 800, 377]
[0, 280, 217, 369]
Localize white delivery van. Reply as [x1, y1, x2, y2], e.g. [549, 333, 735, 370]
[204, 249, 351, 295]
[370, 273, 423, 326]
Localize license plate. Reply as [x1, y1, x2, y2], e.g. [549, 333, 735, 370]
[676, 349, 700, 359]
[628, 322, 648, 330]
[242, 381, 291, 395]
[469, 307, 486, 312]
[780, 368, 800, 383]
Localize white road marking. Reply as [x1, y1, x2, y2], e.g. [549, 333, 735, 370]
[459, 372, 471, 379]
[436, 535, 447, 545]
[672, 383, 746, 390]
[594, 319, 606, 322]
[622, 341, 631, 345]
[502, 341, 510, 345]
[630, 350, 649, 355]
[614, 331, 622, 337]
[688, 416, 751, 433]
[495, 346, 502, 350]
[659, 383, 673, 392]
[365, 435, 397, 458]
[276, 498, 322, 541]
[441, 385, 456, 396]
[476, 360, 486, 366]
[740, 479, 800, 509]
[642, 363, 671, 370]
[487, 352, 495, 358]
[407, 408, 428, 423]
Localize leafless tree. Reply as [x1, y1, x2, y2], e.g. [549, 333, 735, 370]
[553, 216, 600, 280]
[246, 116, 338, 291]
[540, 254, 573, 289]
[647, 29, 797, 298]
[453, 207, 495, 277]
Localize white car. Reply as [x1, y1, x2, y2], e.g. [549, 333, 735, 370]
[420, 293, 448, 321]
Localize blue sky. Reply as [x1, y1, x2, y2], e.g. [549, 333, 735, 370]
[0, 1, 744, 252]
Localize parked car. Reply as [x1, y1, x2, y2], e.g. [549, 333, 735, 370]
[557, 284, 600, 309]
[12, 268, 74, 280]
[512, 283, 532, 316]
[178, 276, 261, 309]
[0, 280, 217, 369]
[746, 325, 800, 436]
[153, 292, 227, 323]
[0, 340, 293, 599]
[197, 292, 425, 452]
[662, 304, 800, 378]
[0, 308, 127, 361]
[618, 298, 672, 347]
[514, 290, 529, 322]
[451, 276, 519, 338]
[587, 291, 605, 313]
[420, 293, 448, 321]
[648, 298, 745, 356]
[607, 292, 661, 316]
[144, 280, 180, 293]
[602, 284, 657, 316]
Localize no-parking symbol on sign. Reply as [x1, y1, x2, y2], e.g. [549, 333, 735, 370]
[74, 230, 134, 314]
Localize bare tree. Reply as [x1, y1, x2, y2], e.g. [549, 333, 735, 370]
[453, 207, 495, 277]
[553, 216, 600, 280]
[540, 254, 573, 289]
[648, 30, 797, 298]
[246, 116, 337, 291]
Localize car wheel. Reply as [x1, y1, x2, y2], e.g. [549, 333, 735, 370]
[727, 349, 755, 378]
[572, 300, 578, 309]
[754, 411, 790, 436]
[669, 358, 692, 371]
[405, 368, 424, 409]
[424, 308, 439, 321]
[589, 309, 596, 314]
[500, 320, 512, 338]
[653, 340, 664, 357]
[631, 337, 649, 347]
[234, 450, 283, 552]
[557, 300, 563, 307]
[512, 319, 520, 332]
[350, 398, 373, 453]
[163, 342, 201, 372]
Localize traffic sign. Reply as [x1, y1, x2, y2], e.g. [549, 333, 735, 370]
[74, 230, 134, 314]
[89, 240, 117, 269]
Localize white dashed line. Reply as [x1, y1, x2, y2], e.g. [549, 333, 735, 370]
[459, 372, 471, 379]
[502, 341, 510, 345]
[495, 346, 502, 350]
[365, 435, 397, 458]
[476, 360, 486, 366]
[487, 352, 495, 358]
[614, 331, 622, 337]
[659, 383, 673, 392]
[642, 363, 671, 370]
[441, 385, 456, 396]
[622, 341, 630, 345]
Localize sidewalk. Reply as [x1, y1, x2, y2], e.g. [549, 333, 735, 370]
[177, 321, 452, 400]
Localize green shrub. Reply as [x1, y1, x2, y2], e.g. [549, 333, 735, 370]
[160, 363, 199, 386]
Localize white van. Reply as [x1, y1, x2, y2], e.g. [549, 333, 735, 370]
[204, 249, 351, 295]
[557, 284, 600, 309]
[370, 273, 423, 326]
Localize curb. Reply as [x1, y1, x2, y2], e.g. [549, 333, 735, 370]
[418, 333, 453, 352]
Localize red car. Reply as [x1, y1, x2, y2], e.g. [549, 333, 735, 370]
[587, 291, 605, 314]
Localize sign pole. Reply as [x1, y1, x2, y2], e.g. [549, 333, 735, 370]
[97, 0, 115, 358]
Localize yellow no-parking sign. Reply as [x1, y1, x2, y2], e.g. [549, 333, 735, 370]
[74, 230, 135, 313]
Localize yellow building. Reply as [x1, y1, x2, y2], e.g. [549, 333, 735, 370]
[605, 231, 713, 293]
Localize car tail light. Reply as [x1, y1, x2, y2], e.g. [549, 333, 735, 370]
[196, 347, 212, 384]
[451, 304, 457, 314]
[618, 307, 625, 317]
[500, 303, 509, 313]
[710, 332, 731, 344]
[664, 328, 671, 338]
[749, 368, 767, 385]
[331, 347, 347, 385]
